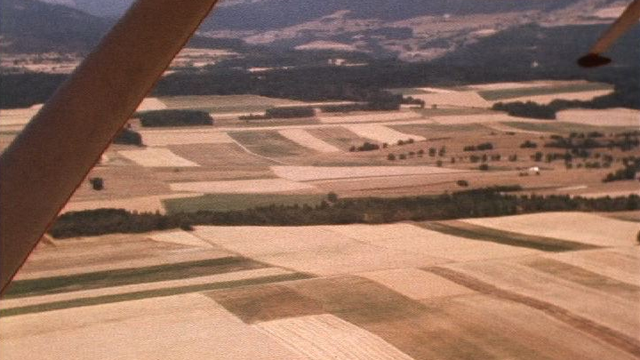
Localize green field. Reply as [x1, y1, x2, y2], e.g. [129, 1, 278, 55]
[501, 121, 637, 134]
[478, 82, 613, 101]
[229, 130, 317, 157]
[164, 193, 327, 214]
[4, 257, 262, 299]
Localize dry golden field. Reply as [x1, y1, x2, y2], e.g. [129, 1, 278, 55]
[2, 85, 640, 359]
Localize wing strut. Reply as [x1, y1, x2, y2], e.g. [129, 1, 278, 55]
[0, 0, 220, 294]
[578, 0, 640, 67]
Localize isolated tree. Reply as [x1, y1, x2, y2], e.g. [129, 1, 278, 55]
[89, 177, 104, 191]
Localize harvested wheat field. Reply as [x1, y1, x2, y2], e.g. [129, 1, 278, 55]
[556, 108, 640, 127]
[271, 165, 462, 181]
[0, 294, 307, 360]
[360, 268, 475, 300]
[318, 111, 420, 124]
[445, 259, 640, 337]
[118, 148, 200, 167]
[62, 193, 202, 214]
[344, 124, 426, 143]
[167, 143, 276, 169]
[194, 225, 447, 275]
[170, 178, 316, 193]
[462, 212, 639, 247]
[138, 129, 234, 146]
[0, 107, 39, 126]
[278, 129, 341, 153]
[12, 233, 234, 280]
[229, 131, 317, 158]
[543, 248, 640, 285]
[254, 314, 415, 360]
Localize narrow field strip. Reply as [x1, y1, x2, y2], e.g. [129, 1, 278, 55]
[138, 129, 234, 146]
[255, 314, 415, 360]
[522, 258, 640, 302]
[426, 267, 640, 358]
[170, 179, 316, 194]
[4, 257, 264, 299]
[272, 165, 460, 182]
[318, 111, 419, 124]
[344, 124, 425, 144]
[305, 127, 371, 150]
[119, 148, 200, 167]
[62, 193, 203, 214]
[136, 97, 167, 111]
[0, 273, 311, 318]
[1, 268, 294, 311]
[278, 129, 341, 153]
[420, 221, 597, 252]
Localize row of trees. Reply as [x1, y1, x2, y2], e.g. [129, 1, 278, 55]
[138, 110, 213, 127]
[49, 188, 640, 238]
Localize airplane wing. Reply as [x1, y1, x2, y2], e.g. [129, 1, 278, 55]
[578, 0, 640, 67]
[0, 0, 220, 294]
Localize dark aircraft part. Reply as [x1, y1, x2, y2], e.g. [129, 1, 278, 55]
[577, 53, 612, 68]
[0, 0, 219, 295]
[579, 0, 640, 68]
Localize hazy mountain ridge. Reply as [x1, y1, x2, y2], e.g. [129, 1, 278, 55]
[1, 0, 633, 62]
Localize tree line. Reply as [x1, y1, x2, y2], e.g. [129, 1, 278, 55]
[49, 188, 640, 238]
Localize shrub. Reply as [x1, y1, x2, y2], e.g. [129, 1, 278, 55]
[456, 180, 469, 187]
[89, 177, 104, 191]
[399, 153, 407, 160]
[479, 164, 489, 171]
[520, 140, 538, 149]
[436, 160, 443, 167]
[113, 127, 143, 146]
[387, 153, 396, 161]
[327, 192, 339, 203]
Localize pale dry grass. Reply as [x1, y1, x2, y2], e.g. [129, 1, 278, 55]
[119, 148, 200, 167]
[255, 314, 415, 360]
[0, 107, 39, 126]
[462, 212, 639, 247]
[556, 108, 640, 127]
[0, 294, 305, 360]
[430, 113, 523, 124]
[62, 193, 203, 214]
[278, 129, 341, 153]
[318, 111, 419, 124]
[136, 98, 167, 112]
[344, 124, 425, 143]
[360, 268, 474, 300]
[170, 179, 316, 193]
[271, 165, 462, 182]
[139, 129, 234, 146]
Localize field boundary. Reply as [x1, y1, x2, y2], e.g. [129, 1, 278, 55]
[420, 221, 599, 252]
[426, 267, 640, 358]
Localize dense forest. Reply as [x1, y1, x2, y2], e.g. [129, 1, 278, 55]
[50, 188, 640, 238]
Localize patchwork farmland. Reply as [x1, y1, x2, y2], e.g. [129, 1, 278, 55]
[2, 83, 640, 359]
